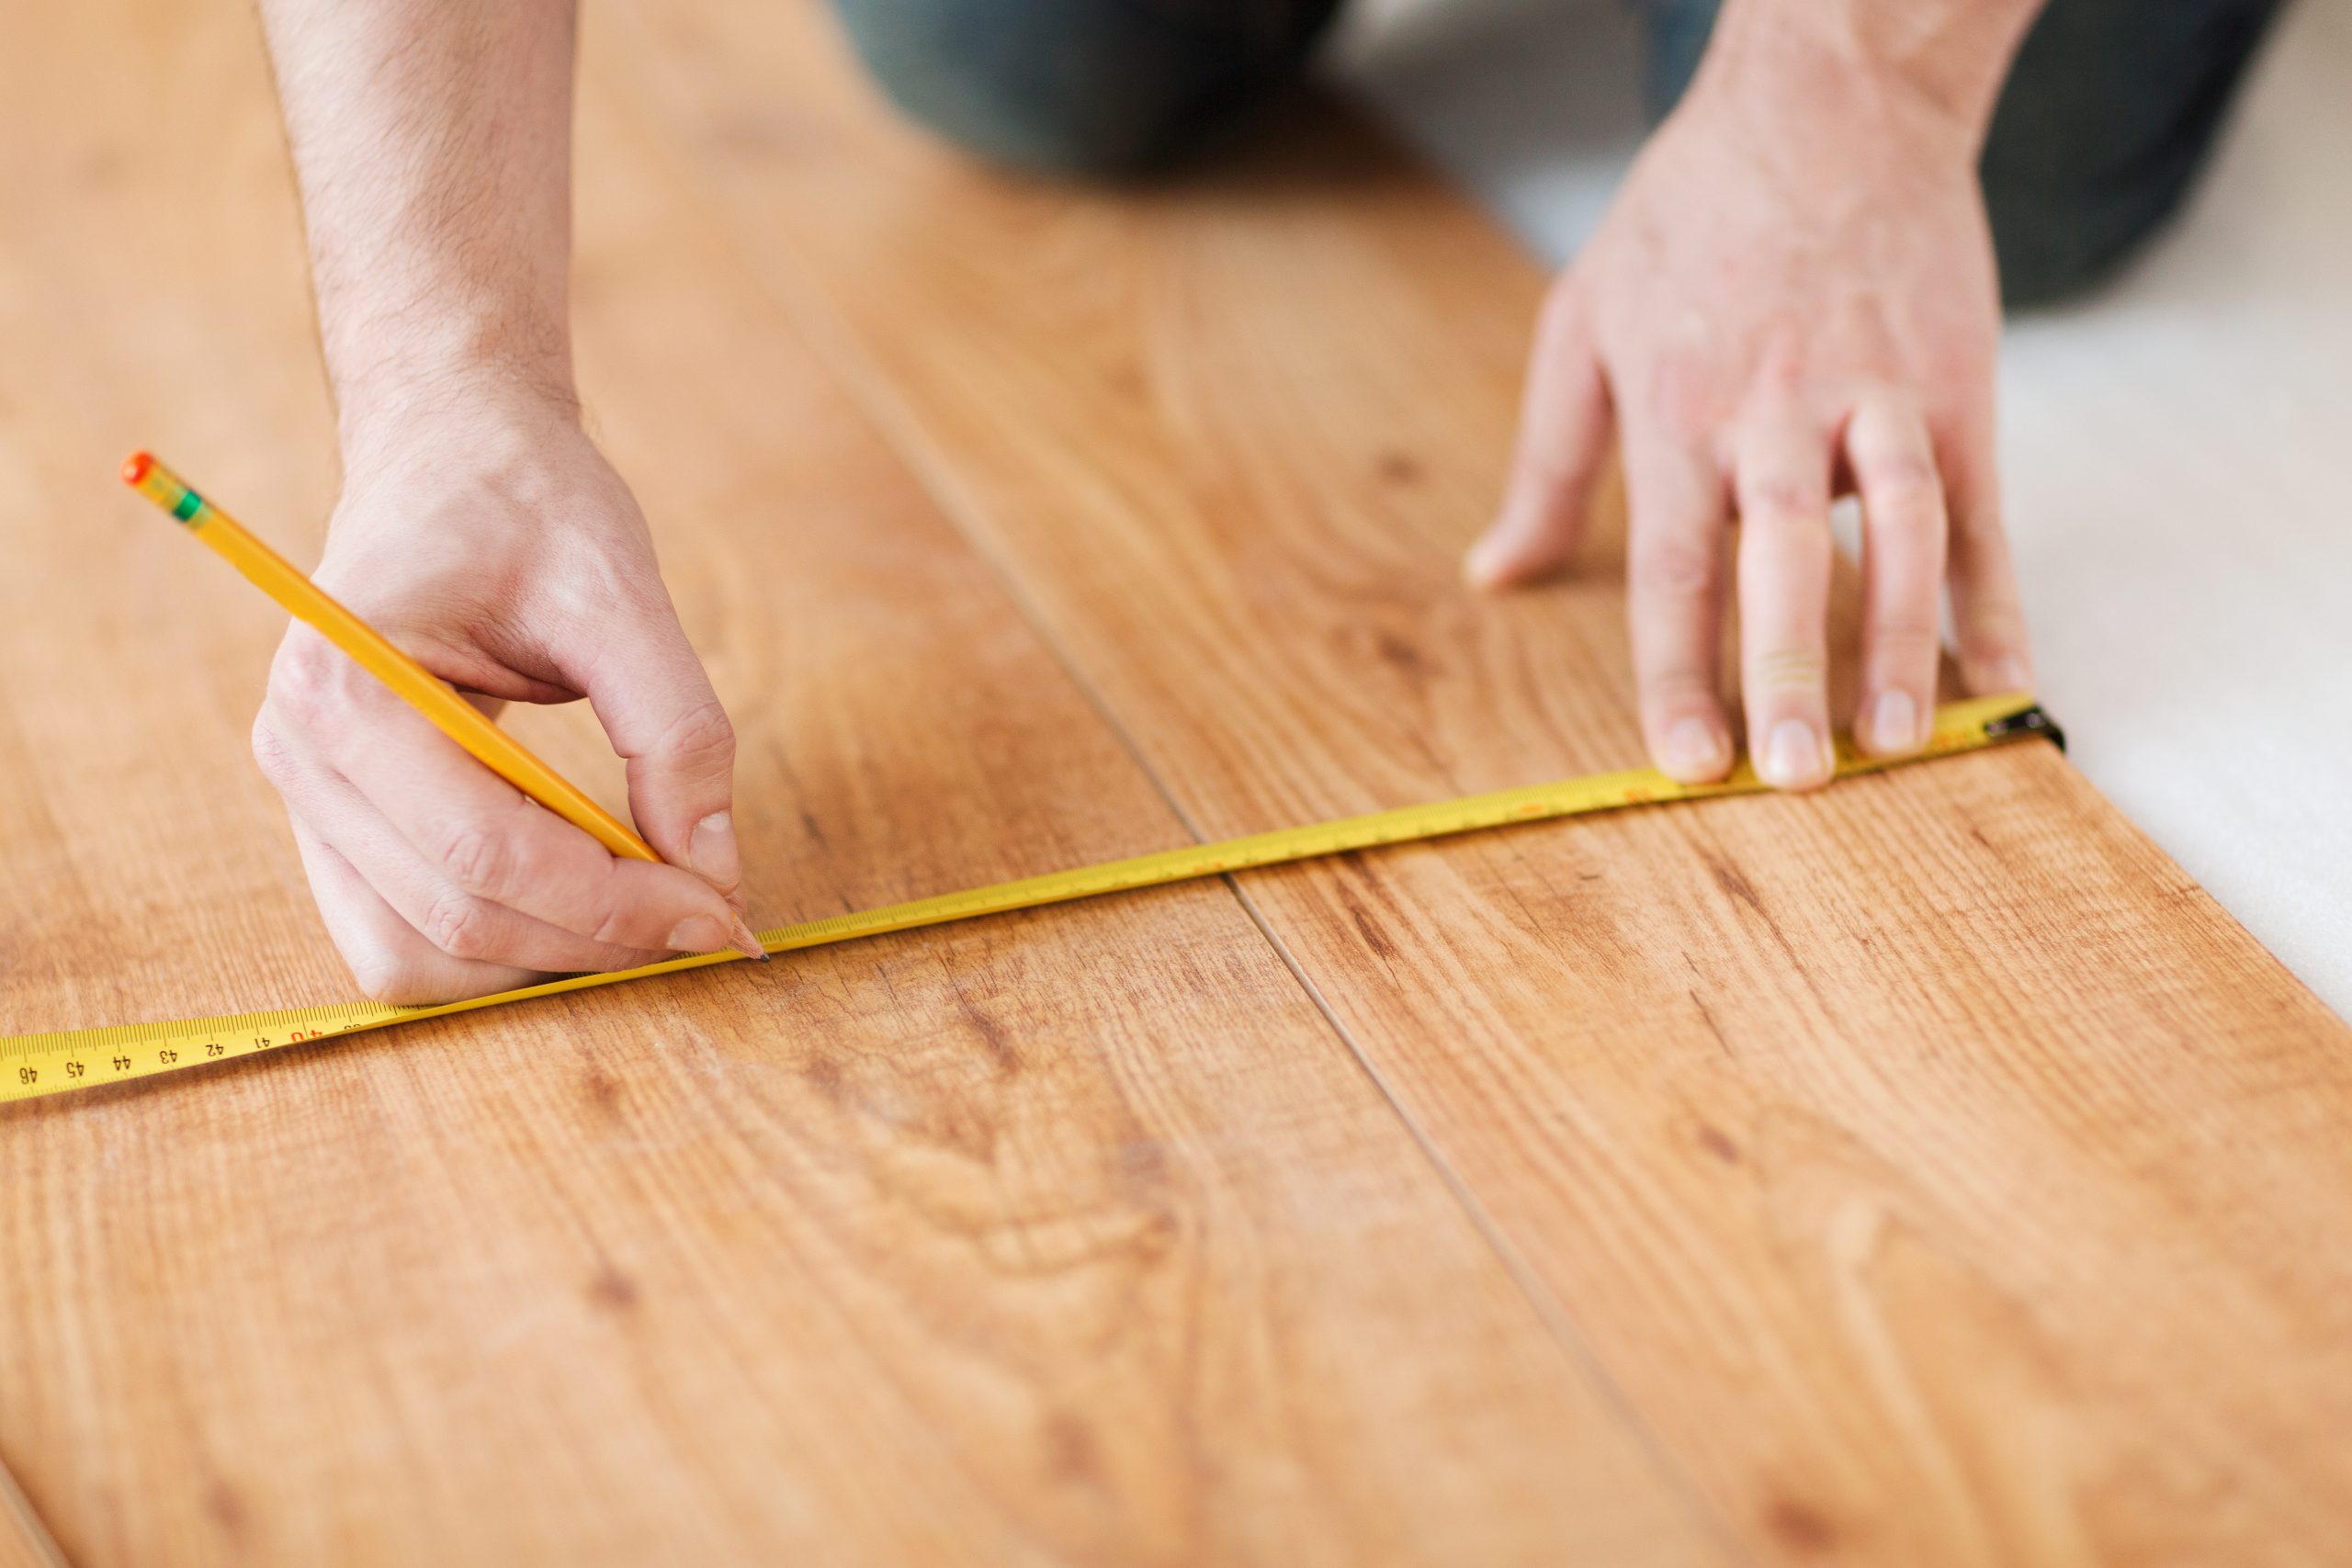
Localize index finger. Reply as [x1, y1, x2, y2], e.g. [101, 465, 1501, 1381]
[272, 631, 757, 956]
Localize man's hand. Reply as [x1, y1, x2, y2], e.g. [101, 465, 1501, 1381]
[254, 390, 755, 1002]
[1467, 3, 2039, 788]
[255, 0, 765, 998]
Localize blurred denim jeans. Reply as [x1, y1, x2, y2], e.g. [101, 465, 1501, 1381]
[831, 0, 2284, 306]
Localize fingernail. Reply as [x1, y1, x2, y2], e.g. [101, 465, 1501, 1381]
[667, 914, 728, 953]
[1761, 719, 1829, 789]
[1987, 658, 2033, 695]
[1663, 715, 1728, 779]
[1870, 689, 1920, 754]
[727, 913, 770, 963]
[688, 811, 741, 891]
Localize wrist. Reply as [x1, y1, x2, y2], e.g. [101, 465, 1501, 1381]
[332, 343, 579, 463]
[1695, 0, 2038, 158]
[335, 374, 582, 493]
[317, 256, 576, 447]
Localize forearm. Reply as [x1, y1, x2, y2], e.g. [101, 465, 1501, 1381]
[1696, 0, 2048, 147]
[257, 0, 579, 446]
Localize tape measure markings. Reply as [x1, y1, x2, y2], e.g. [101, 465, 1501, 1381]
[3, 694, 2059, 1105]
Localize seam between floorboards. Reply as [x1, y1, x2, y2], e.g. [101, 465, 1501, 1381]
[0, 1450, 71, 1568]
[660, 139, 1753, 1565]
[1213, 874, 1752, 1566]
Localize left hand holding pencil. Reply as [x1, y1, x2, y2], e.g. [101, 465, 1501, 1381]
[251, 392, 753, 1004]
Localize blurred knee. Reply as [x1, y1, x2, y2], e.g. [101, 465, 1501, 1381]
[831, 0, 1341, 177]
[1980, 180, 2184, 311]
[1981, 0, 2280, 309]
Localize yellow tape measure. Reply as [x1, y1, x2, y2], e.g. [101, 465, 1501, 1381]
[2, 694, 2060, 1107]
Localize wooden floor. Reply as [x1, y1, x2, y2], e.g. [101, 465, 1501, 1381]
[3, 2, 2349, 1562]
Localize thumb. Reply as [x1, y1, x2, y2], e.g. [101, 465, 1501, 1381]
[1467, 277, 1613, 591]
[573, 594, 742, 899]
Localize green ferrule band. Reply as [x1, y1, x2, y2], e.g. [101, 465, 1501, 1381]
[171, 490, 204, 523]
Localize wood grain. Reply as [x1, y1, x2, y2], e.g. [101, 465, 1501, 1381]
[0, 4, 1718, 1563]
[0, 1463, 65, 1568]
[608, 4, 2352, 1562]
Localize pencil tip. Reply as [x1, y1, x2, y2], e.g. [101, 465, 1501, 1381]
[726, 915, 769, 964]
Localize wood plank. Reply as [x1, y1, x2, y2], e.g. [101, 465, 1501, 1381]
[0, 1463, 66, 1568]
[0, 4, 1719, 1563]
[612, 4, 2352, 1561]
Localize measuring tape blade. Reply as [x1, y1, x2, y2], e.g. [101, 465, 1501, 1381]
[3, 694, 2059, 1106]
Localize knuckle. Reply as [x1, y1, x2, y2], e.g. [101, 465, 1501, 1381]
[1851, 378, 1923, 417]
[545, 562, 632, 629]
[1740, 476, 1824, 528]
[586, 902, 639, 949]
[435, 820, 514, 900]
[266, 635, 347, 733]
[1862, 456, 1945, 515]
[1924, 338, 1995, 391]
[1752, 347, 1807, 400]
[1648, 355, 1719, 442]
[1870, 625, 1944, 666]
[1749, 649, 1827, 692]
[1515, 438, 1593, 498]
[1631, 536, 1716, 601]
[419, 887, 497, 961]
[1950, 506, 2011, 551]
[1639, 669, 1719, 709]
[656, 698, 737, 773]
[1959, 615, 2030, 668]
[249, 713, 302, 791]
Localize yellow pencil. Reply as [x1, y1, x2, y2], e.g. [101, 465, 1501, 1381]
[124, 451, 764, 961]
